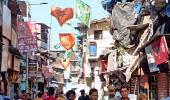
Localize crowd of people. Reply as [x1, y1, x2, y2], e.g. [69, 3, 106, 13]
[12, 85, 148, 100]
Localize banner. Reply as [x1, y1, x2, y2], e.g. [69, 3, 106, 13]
[17, 21, 37, 53]
[76, 0, 90, 26]
[59, 33, 75, 50]
[151, 36, 169, 65]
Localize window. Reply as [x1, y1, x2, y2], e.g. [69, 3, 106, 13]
[94, 30, 102, 40]
[41, 32, 48, 43]
[89, 42, 97, 56]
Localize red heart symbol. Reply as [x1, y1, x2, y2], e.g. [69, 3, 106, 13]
[51, 7, 73, 26]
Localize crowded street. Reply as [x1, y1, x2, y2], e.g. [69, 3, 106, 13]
[0, 0, 170, 100]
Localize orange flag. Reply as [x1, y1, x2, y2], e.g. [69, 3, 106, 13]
[59, 33, 75, 50]
[61, 58, 70, 70]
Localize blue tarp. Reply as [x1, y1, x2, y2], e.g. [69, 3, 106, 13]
[101, 0, 117, 12]
[133, 1, 142, 16]
[165, 4, 170, 17]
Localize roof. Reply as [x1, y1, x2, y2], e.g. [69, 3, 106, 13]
[51, 61, 64, 69]
[74, 23, 88, 31]
[138, 34, 170, 52]
[8, 46, 22, 58]
[36, 23, 51, 29]
[91, 18, 110, 24]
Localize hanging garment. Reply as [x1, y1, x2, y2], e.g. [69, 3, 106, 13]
[107, 50, 117, 72]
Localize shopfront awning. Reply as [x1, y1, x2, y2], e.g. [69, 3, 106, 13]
[8, 46, 22, 58]
[138, 34, 170, 52]
[99, 49, 113, 59]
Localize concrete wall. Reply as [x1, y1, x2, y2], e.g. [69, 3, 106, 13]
[87, 21, 114, 59]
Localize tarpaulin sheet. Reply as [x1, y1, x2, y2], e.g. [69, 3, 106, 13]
[111, 2, 136, 48]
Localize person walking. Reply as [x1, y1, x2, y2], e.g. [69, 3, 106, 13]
[57, 91, 65, 100]
[21, 90, 28, 100]
[120, 86, 130, 100]
[43, 87, 57, 100]
[78, 89, 88, 100]
[137, 93, 147, 100]
[66, 90, 76, 100]
[89, 88, 98, 100]
[35, 92, 43, 100]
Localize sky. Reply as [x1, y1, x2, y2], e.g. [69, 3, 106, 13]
[27, 0, 109, 50]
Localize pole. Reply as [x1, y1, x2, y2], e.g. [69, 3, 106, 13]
[26, 51, 29, 92]
[26, 1, 29, 93]
[46, 9, 52, 89]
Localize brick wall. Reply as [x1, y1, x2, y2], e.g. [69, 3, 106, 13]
[139, 75, 148, 87]
[157, 73, 168, 99]
[129, 75, 148, 94]
[129, 76, 139, 94]
[168, 72, 170, 96]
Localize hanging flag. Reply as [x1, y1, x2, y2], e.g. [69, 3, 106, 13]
[51, 7, 73, 26]
[59, 33, 75, 50]
[145, 45, 159, 72]
[151, 36, 169, 65]
[76, 0, 90, 26]
[61, 58, 70, 70]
